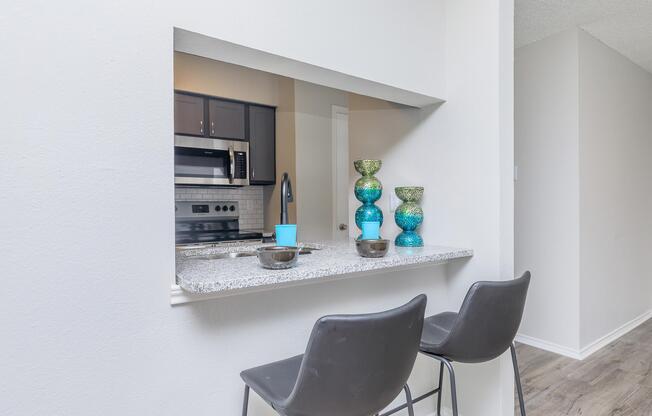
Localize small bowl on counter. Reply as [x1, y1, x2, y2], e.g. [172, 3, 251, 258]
[256, 246, 301, 269]
[356, 239, 390, 258]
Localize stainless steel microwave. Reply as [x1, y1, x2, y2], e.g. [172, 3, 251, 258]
[174, 135, 249, 186]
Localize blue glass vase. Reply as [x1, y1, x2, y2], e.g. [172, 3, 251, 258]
[394, 186, 424, 247]
[354, 160, 383, 239]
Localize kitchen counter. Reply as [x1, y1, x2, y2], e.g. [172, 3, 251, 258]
[173, 240, 473, 304]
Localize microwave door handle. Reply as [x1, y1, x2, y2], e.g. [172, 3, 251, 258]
[228, 146, 235, 184]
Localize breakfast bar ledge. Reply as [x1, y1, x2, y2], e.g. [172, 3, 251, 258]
[172, 240, 473, 305]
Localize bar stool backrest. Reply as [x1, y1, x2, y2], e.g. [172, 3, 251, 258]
[280, 294, 427, 416]
[439, 271, 531, 363]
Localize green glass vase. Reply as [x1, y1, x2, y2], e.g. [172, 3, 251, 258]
[394, 186, 424, 247]
[354, 160, 383, 239]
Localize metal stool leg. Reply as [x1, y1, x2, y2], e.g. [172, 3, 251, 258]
[441, 358, 459, 416]
[403, 384, 415, 416]
[511, 343, 527, 416]
[436, 362, 444, 416]
[425, 354, 458, 416]
[242, 385, 250, 416]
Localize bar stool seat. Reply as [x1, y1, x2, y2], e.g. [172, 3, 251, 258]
[239, 295, 427, 416]
[420, 272, 531, 416]
[420, 312, 457, 352]
[240, 355, 303, 408]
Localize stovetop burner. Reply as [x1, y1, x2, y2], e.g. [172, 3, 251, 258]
[175, 199, 262, 245]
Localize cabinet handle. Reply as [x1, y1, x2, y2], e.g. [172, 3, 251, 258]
[252, 168, 255, 178]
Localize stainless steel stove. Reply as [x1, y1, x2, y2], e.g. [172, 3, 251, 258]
[175, 200, 263, 246]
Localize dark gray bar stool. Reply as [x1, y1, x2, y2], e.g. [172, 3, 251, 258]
[240, 294, 427, 416]
[419, 271, 531, 416]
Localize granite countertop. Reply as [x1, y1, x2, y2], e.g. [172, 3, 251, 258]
[175, 240, 473, 296]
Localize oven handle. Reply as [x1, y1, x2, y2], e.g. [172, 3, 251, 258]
[228, 146, 235, 184]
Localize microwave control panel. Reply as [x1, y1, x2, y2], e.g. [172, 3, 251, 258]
[234, 151, 247, 179]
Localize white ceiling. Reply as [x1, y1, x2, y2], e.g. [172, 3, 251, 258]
[515, 0, 652, 73]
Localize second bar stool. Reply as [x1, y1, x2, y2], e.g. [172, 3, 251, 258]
[420, 271, 531, 416]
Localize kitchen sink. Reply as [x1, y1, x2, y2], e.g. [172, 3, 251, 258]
[194, 252, 258, 260]
[187, 246, 321, 261]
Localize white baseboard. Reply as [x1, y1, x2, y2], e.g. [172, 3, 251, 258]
[516, 309, 652, 360]
[578, 309, 652, 358]
[514, 333, 582, 359]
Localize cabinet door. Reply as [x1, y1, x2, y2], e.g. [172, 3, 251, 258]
[248, 105, 276, 184]
[208, 99, 245, 140]
[174, 93, 205, 136]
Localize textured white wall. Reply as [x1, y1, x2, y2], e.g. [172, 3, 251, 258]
[173, 0, 447, 99]
[0, 1, 513, 415]
[577, 30, 652, 348]
[515, 30, 582, 351]
[349, 0, 516, 413]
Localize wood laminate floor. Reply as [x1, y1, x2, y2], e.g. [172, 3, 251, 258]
[515, 319, 652, 415]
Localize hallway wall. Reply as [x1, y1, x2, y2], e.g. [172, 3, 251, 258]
[516, 28, 652, 357]
[515, 30, 582, 352]
[577, 30, 652, 347]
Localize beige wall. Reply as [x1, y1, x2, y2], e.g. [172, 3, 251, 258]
[348, 95, 429, 240]
[175, 52, 280, 105]
[264, 77, 296, 231]
[293, 80, 348, 241]
[174, 52, 296, 231]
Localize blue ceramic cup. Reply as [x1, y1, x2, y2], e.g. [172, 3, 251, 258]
[275, 224, 297, 247]
[360, 221, 381, 240]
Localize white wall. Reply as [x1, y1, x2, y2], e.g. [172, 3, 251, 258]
[1, 1, 513, 415]
[173, 0, 447, 100]
[294, 81, 348, 241]
[349, 0, 516, 413]
[515, 30, 582, 351]
[515, 29, 652, 355]
[577, 30, 652, 347]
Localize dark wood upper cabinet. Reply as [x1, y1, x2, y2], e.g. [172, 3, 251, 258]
[174, 91, 276, 186]
[248, 105, 276, 185]
[174, 93, 205, 136]
[208, 99, 246, 140]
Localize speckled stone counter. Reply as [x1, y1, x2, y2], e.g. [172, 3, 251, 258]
[175, 240, 473, 297]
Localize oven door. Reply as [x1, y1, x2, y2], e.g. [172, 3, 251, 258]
[174, 136, 249, 186]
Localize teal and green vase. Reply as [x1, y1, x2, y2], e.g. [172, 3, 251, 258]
[354, 160, 383, 239]
[394, 186, 424, 247]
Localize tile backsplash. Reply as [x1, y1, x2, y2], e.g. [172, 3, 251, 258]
[175, 186, 264, 231]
